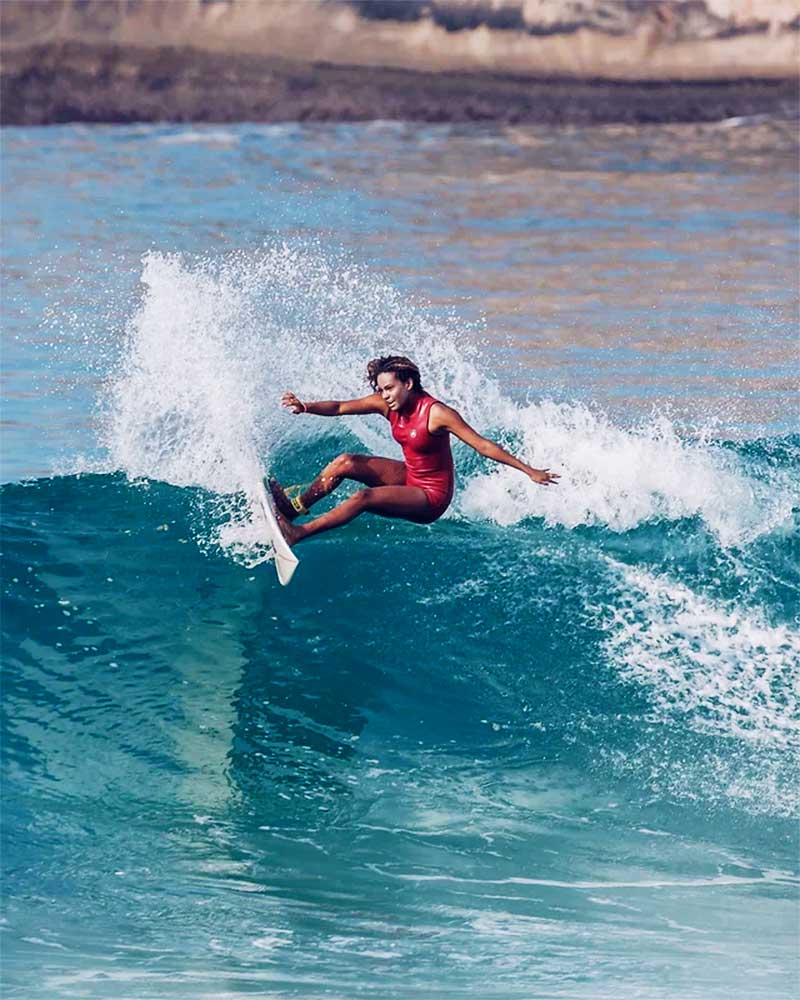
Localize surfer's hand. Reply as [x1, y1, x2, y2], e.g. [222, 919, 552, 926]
[528, 467, 560, 486]
[281, 392, 306, 414]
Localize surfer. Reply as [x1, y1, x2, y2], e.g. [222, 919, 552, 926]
[270, 356, 559, 546]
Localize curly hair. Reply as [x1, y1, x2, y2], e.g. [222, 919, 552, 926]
[366, 355, 424, 393]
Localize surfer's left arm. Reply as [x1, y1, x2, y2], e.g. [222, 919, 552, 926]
[430, 403, 560, 487]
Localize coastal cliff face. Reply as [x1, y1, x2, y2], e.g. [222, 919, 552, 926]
[2, 0, 798, 125]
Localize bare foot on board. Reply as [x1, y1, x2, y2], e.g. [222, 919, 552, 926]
[273, 506, 302, 547]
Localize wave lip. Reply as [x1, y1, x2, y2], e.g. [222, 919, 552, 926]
[460, 404, 797, 548]
[94, 247, 800, 571]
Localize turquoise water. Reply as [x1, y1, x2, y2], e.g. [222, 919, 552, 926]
[2, 121, 799, 997]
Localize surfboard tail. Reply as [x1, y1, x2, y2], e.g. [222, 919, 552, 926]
[274, 548, 299, 586]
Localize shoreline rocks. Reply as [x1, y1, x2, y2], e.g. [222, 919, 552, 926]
[2, 1, 797, 126]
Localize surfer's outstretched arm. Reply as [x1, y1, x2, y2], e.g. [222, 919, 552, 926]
[430, 403, 560, 486]
[281, 392, 388, 417]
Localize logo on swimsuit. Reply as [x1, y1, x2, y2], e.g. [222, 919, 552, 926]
[410, 430, 417, 438]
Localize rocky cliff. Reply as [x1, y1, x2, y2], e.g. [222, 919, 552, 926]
[2, 0, 798, 125]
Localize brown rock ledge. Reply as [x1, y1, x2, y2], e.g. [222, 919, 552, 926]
[2, 41, 797, 126]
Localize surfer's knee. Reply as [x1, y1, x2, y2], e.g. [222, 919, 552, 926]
[353, 487, 375, 510]
[329, 453, 358, 478]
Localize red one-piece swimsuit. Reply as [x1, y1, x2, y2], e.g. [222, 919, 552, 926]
[388, 393, 455, 524]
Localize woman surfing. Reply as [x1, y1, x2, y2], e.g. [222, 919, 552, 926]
[270, 355, 559, 546]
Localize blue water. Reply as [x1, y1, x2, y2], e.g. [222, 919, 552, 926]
[2, 121, 799, 998]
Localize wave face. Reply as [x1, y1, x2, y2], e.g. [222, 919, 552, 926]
[3, 248, 799, 998]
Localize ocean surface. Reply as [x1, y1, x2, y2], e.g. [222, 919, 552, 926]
[2, 119, 799, 998]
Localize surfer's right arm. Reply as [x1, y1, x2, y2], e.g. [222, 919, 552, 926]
[281, 391, 389, 417]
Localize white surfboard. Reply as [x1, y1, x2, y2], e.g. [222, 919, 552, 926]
[254, 480, 299, 586]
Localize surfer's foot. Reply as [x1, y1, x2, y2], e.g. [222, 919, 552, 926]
[274, 506, 303, 547]
[268, 477, 300, 522]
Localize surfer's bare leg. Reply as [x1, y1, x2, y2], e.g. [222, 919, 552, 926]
[298, 454, 406, 512]
[278, 485, 432, 545]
